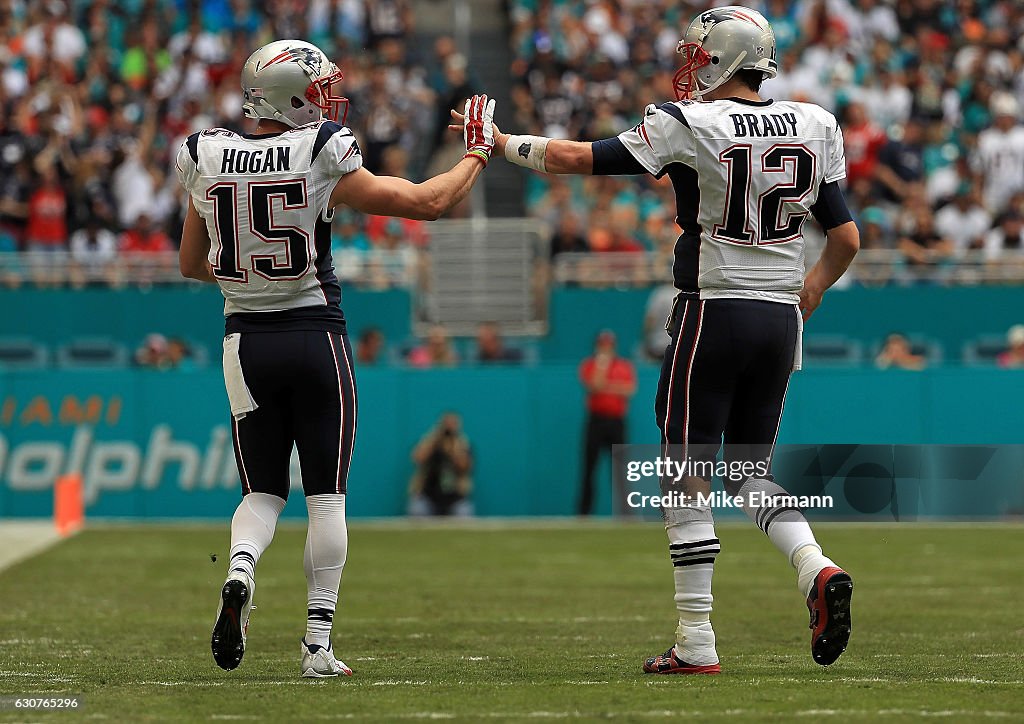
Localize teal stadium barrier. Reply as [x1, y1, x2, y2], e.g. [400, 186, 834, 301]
[1, 287, 1023, 519]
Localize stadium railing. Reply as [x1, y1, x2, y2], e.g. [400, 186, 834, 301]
[0, 249, 420, 289]
[552, 249, 1024, 287]
[3, 246, 1023, 290]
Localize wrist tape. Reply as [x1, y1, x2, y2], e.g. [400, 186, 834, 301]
[504, 135, 550, 172]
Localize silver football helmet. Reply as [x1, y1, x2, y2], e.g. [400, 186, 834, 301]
[240, 39, 349, 128]
[674, 7, 778, 101]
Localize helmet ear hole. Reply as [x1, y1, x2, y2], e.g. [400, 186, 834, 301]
[711, 56, 720, 65]
[291, 96, 305, 109]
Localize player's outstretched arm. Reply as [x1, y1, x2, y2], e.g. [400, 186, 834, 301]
[800, 221, 860, 321]
[330, 160, 485, 221]
[179, 197, 217, 283]
[332, 95, 496, 220]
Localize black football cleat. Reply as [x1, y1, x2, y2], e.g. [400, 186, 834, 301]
[806, 566, 853, 666]
[643, 646, 721, 675]
[211, 572, 254, 671]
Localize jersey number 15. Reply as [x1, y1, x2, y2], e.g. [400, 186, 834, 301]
[207, 179, 311, 282]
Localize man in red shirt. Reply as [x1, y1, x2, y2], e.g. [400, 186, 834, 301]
[25, 166, 68, 287]
[578, 330, 637, 516]
[120, 214, 174, 283]
[120, 214, 172, 254]
[842, 102, 885, 186]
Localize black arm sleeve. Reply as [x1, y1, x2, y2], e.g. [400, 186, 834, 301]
[591, 137, 648, 176]
[809, 180, 854, 230]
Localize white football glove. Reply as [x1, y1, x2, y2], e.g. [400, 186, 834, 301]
[463, 94, 496, 165]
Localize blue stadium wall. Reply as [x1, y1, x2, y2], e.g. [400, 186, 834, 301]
[1, 287, 1023, 519]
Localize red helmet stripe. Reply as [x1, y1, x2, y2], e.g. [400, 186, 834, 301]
[264, 51, 295, 67]
[731, 10, 764, 29]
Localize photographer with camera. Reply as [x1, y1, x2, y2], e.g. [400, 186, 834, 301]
[408, 412, 474, 517]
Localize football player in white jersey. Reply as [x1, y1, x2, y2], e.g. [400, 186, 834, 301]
[458, 7, 860, 673]
[176, 39, 496, 678]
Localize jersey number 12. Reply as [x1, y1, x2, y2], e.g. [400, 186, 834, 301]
[714, 144, 815, 245]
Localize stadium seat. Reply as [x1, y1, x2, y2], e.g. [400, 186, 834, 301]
[187, 342, 210, 367]
[802, 336, 863, 367]
[962, 336, 1009, 366]
[56, 338, 129, 369]
[0, 337, 48, 370]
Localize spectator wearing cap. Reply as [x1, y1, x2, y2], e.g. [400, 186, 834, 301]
[135, 333, 170, 368]
[578, 330, 636, 517]
[974, 93, 1024, 214]
[997, 325, 1024, 369]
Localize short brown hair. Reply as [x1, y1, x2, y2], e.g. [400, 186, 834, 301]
[736, 69, 766, 92]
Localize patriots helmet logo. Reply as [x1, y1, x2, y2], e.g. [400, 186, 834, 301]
[258, 46, 323, 77]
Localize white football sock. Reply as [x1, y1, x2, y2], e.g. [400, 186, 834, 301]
[304, 494, 348, 649]
[734, 478, 834, 595]
[793, 544, 835, 597]
[666, 518, 719, 665]
[228, 492, 286, 580]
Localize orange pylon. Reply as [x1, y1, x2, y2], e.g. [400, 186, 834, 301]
[54, 474, 84, 537]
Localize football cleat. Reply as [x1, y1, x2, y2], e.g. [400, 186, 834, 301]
[806, 566, 853, 666]
[211, 571, 254, 671]
[301, 639, 353, 678]
[643, 646, 721, 675]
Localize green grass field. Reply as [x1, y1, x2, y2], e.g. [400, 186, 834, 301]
[0, 521, 1021, 722]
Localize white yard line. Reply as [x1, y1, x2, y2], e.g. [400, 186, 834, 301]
[84, 518, 1024, 533]
[0, 520, 65, 575]
[202, 709, 1022, 721]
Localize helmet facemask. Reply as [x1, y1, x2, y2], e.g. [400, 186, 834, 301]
[673, 41, 711, 101]
[305, 65, 349, 125]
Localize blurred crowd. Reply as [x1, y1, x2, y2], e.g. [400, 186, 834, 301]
[5, 0, 1024, 289]
[0, 0, 474, 287]
[510, 0, 1024, 283]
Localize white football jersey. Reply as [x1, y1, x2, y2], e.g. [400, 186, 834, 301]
[618, 98, 847, 303]
[974, 125, 1024, 212]
[175, 121, 362, 323]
